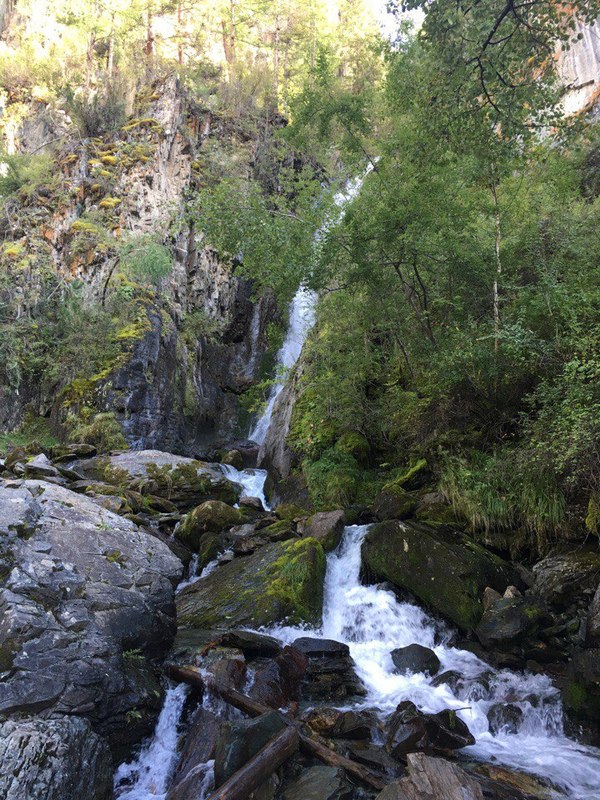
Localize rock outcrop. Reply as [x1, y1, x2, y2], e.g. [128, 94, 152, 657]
[0, 479, 182, 753]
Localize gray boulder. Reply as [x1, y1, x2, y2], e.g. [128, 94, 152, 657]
[376, 753, 483, 800]
[70, 449, 240, 510]
[0, 716, 112, 800]
[0, 480, 182, 752]
[391, 644, 440, 676]
[298, 510, 346, 552]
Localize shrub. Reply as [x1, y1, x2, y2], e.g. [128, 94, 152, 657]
[118, 235, 172, 285]
[66, 84, 127, 137]
[69, 411, 127, 453]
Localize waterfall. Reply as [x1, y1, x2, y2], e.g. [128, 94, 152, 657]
[269, 525, 600, 800]
[249, 170, 371, 445]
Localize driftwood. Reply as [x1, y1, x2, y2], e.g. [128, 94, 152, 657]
[165, 664, 387, 792]
[208, 727, 299, 800]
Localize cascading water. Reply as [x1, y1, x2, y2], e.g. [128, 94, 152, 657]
[249, 170, 371, 446]
[270, 525, 600, 800]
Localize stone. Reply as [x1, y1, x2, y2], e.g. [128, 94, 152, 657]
[249, 646, 308, 708]
[475, 596, 549, 650]
[282, 766, 354, 800]
[220, 629, 282, 656]
[487, 703, 524, 735]
[483, 586, 502, 610]
[504, 585, 522, 599]
[363, 520, 519, 631]
[587, 583, 600, 646]
[0, 716, 112, 800]
[472, 764, 554, 800]
[176, 500, 243, 550]
[372, 485, 417, 522]
[0, 480, 181, 752]
[564, 647, 600, 723]
[298, 509, 346, 552]
[385, 702, 475, 758]
[177, 538, 326, 630]
[239, 495, 265, 511]
[167, 706, 221, 800]
[291, 637, 365, 701]
[376, 753, 483, 800]
[214, 711, 287, 786]
[533, 550, 600, 609]
[390, 644, 441, 676]
[24, 453, 60, 479]
[221, 449, 244, 469]
[201, 646, 247, 691]
[303, 707, 375, 740]
[70, 449, 240, 510]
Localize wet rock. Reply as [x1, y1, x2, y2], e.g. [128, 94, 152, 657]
[0, 716, 112, 800]
[372, 485, 417, 522]
[166, 706, 221, 800]
[533, 550, 600, 610]
[239, 495, 265, 512]
[282, 766, 354, 800]
[472, 764, 554, 800]
[249, 645, 308, 708]
[430, 671, 492, 702]
[222, 449, 244, 469]
[177, 538, 326, 630]
[71, 449, 240, 510]
[52, 443, 97, 461]
[415, 492, 457, 526]
[377, 752, 483, 800]
[391, 644, 440, 676]
[292, 637, 365, 701]
[303, 707, 375, 740]
[297, 509, 345, 552]
[587, 584, 600, 646]
[176, 501, 243, 550]
[487, 703, 524, 735]
[564, 647, 600, 723]
[201, 646, 247, 691]
[342, 741, 403, 779]
[475, 596, 549, 651]
[214, 710, 287, 786]
[385, 702, 475, 758]
[385, 701, 428, 758]
[0, 480, 181, 752]
[220, 629, 282, 657]
[483, 586, 502, 610]
[363, 521, 519, 631]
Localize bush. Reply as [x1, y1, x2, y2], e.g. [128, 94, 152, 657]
[66, 84, 127, 137]
[69, 411, 127, 453]
[0, 152, 53, 197]
[118, 235, 172, 285]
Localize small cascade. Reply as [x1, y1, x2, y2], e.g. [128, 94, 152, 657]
[249, 170, 372, 446]
[114, 683, 189, 800]
[270, 525, 600, 800]
[220, 463, 271, 510]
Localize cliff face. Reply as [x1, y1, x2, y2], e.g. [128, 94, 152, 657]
[0, 76, 278, 451]
[559, 17, 600, 117]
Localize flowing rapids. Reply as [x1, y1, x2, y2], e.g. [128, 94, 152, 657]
[270, 524, 600, 800]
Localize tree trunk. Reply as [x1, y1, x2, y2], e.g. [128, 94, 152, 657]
[207, 728, 298, 800]
[491, 182, 502, 353]
[273, 0, 280, 106]
[165, 665, 387, 792]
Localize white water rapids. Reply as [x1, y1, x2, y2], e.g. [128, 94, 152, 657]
[271, 524, 600, 800]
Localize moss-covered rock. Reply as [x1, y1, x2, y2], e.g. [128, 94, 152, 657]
[298, 509, 346, 552]
[221, 449, 244, 470]
[372, 484, 417, 521]
[71, 450, 240, 510]
[362, 520, 520, 631]
[177, 501, 243, 551]
[176, 537, 326, 630]
[274, 503, 306, 522]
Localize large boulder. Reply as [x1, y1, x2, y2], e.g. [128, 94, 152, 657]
[291, 637, 365, 701]
[214, 711, 287, 786]
[176, 500, 243, 550]
[70, 449, 240, 510]
[298, 510, 346, 552]
[376, 753, 483, 800]
[390, 644, 440, 676]
[385, 701, 475, 759]
[362, 521, 519, 631]
[533, 550, 600, 610]
[282, 766, 354, 800]
[0, 480, 182, 753]
[0, 716, 112, 800]
[475, 596, 549, 651]
[176, 538, 326, 630]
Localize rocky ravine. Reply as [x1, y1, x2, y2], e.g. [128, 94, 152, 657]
[1, 443, 599, 800]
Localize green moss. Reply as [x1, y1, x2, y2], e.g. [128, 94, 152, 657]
[263, 537, 326, 624]
[585, 494, 600, 535]
[99, 196, 122, 209]
[69, 412, 127, 453]
[275, 503, 306, 522]
[0, 416, 58, 456]
[177, 501, 242, 552]
[334, 431, 370, 465]
[384, 459, 428, 492]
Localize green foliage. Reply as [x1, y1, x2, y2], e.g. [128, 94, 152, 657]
[66, 85, 127, 137]
[118, 235, 172, 285]
[0, 415, 58, 456]
[0, 152, 53, 197]
[181, 309, 224, 345]
[68, 411, 127, 453]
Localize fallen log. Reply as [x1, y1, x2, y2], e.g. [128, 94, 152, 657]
[165, 664, 387, 791]
[208, 727, 299, 800]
